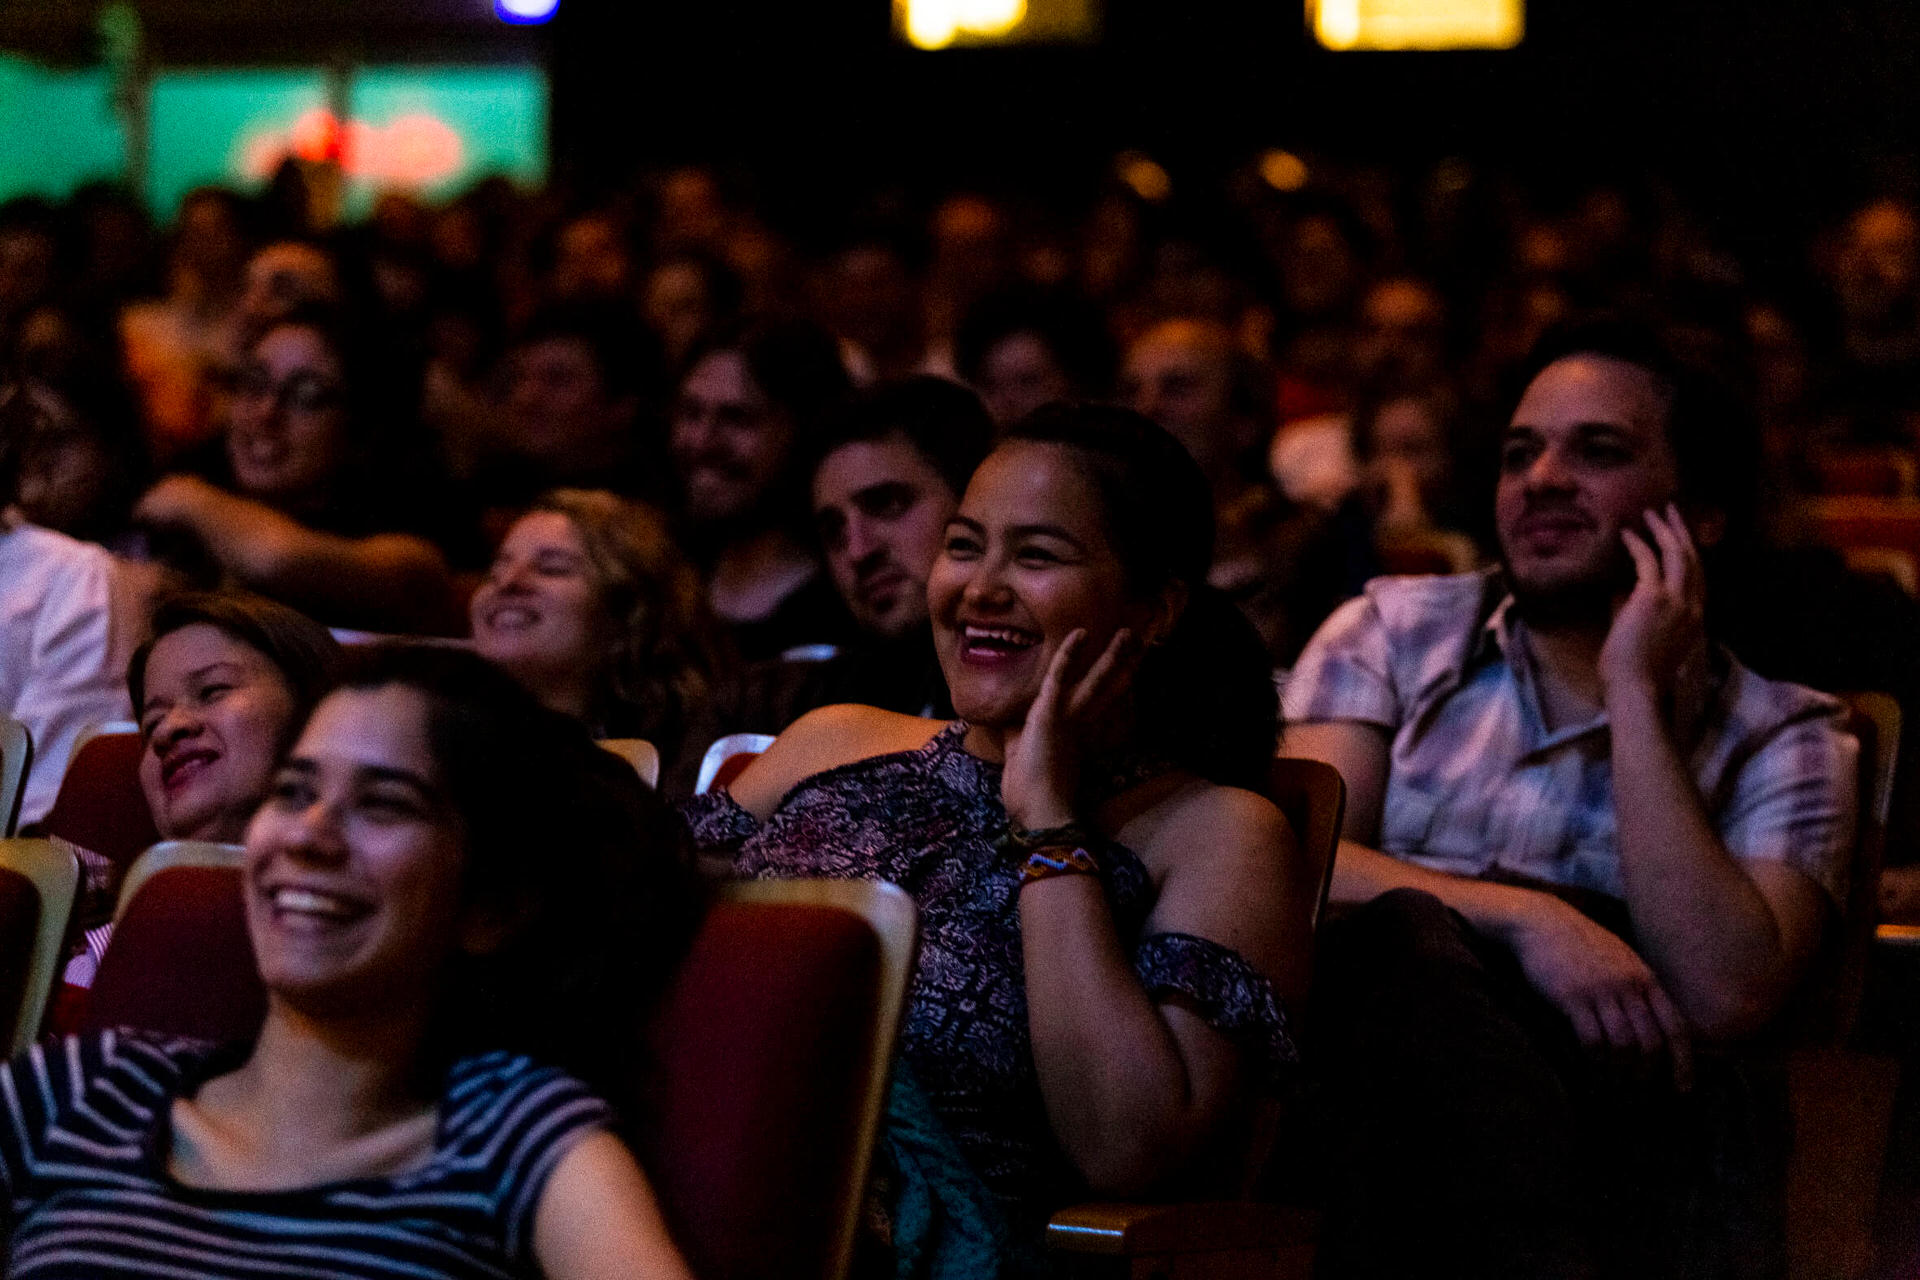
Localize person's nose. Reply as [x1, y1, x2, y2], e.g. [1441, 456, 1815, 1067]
[490, 555, 537, 596]
[149, 704, 204, 755]
[675, 409, 719, 455]
[845, 516, 887, 569]
[280, 794, 350, 867]
[960, 555, 1013, 611]
[1523, 442, 1577, 495]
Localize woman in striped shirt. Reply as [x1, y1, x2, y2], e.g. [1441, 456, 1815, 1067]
[1, 646, 701, 1279]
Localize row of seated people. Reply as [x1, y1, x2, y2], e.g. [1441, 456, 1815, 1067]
[10, 281, 1428, 806]
[0, 340, 992, 818]
[0, 329, 1865, 1279]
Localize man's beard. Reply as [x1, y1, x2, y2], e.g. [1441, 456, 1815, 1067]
[1500, 542, 1635, 631]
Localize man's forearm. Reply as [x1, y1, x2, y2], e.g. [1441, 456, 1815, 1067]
[1329, 840, 1563, 948]
[1608, 686, 1795, 1035]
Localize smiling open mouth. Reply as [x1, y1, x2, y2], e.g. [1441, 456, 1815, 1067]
[266, 885, 373, 928]
[485, 605, 542, 631]
[960, 624, 1040, 661]
[160, 749, 219, 787]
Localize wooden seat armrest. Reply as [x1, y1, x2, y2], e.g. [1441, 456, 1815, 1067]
[1045, 1201, 1320, 1256]
[1877, 923, 1920, 948]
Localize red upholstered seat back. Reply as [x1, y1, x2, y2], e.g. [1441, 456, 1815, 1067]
[710, 751, 761, 794]
[81, 866, 266, 1043]
[0, 869, 41, 1047]
[43, 734, 160, 868]
[639, 899, 884, 1280]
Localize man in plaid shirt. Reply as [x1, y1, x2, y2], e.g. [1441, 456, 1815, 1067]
[1285, 322, 1858, 1280]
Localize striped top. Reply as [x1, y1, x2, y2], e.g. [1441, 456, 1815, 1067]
[0, 1030, 612, 1279]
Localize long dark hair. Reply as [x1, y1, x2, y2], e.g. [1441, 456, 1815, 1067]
[329, 645, 703, 1123]
[1002, 403, 1279, 792]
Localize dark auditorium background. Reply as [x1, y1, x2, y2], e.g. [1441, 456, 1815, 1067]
[11, 0, 1920, 1277]
[553, 0, 1911, 258]
[8, 0, 1920, 232]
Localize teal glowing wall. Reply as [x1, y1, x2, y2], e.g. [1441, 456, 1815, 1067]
[0, 57, 546, 215]
[0, 55, 127, 199]
[147, 68, 329, 216]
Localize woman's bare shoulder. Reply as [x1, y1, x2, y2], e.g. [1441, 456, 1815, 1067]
[1126, 778, 1299, 986]
[726, 706, 951, 822]
[1121, 776, 1294, 875]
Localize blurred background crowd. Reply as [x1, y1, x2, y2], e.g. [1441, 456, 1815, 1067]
[13, 140, 1920, 675]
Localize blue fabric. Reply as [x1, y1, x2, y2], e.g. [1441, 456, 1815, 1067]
[882, 1064, 1012, 1280]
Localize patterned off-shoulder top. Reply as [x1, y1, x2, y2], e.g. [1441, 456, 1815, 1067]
[681, 720, 1296, 1217]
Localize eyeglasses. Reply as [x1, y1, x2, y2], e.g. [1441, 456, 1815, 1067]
[234, 367, 344, 414]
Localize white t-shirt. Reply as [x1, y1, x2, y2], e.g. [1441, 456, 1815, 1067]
[0, 521, 137, 825]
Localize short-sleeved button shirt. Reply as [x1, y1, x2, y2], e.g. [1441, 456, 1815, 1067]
[1282, 570, 1859, 904]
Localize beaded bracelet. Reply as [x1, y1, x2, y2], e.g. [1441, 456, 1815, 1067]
[996, 821, 1102, 856]
[1016, 843, 1103, 888]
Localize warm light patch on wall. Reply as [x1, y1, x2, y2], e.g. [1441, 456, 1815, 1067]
[895, 0, 1096, 48]
[239, 109, 465, 184]
[1308, 0, 1523, 50]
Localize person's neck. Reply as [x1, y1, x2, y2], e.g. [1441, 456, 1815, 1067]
[518, 661, 595, 724]
[1519, 618, 1608, 730]
[205, 997, 436, 1158]
[963, 720, 1010, 764]
[709, 526, 816, 623]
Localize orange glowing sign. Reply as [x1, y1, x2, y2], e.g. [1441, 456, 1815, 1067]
[239, 108, 464, 185]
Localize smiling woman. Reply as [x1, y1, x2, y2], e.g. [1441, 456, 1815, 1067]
[685, 405, 1297, 1267]
[51, 591, 346, 996]
[131, 592, 345, 843]
[4, 646, 701, 1280]
[470, 488, 735, 792]
[133, 305, 468, 634]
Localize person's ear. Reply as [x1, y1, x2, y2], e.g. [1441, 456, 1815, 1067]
[1140, 579, 1189, 648]
[1681, 501, 1727, 549]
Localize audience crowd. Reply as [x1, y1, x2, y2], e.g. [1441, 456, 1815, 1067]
[6, 152, 1920, 1277]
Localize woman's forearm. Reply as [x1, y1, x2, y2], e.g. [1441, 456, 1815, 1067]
[187, 493, 455, 631]
[1017, 872, 1210, 1195]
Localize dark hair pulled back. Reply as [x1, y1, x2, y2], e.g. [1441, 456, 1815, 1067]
[129, 590, 344, 721]
[1001, 403, 1279, 792]
[329, 645, 703, 1127]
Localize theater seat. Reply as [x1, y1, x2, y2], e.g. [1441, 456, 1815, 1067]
[1785, 691, 1904, 1278]
[641, 878, 916, 1280]
[598, 738, 662, 789]
[0, 839, 78, 1053]
[40, 728, 158, 869]
[695, 733, 775, 795]
[81, 842, 264, 1044]
[0, 717, 30, 838]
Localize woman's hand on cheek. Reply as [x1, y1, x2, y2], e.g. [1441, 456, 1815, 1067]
[1001, 627, 1141, 830]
